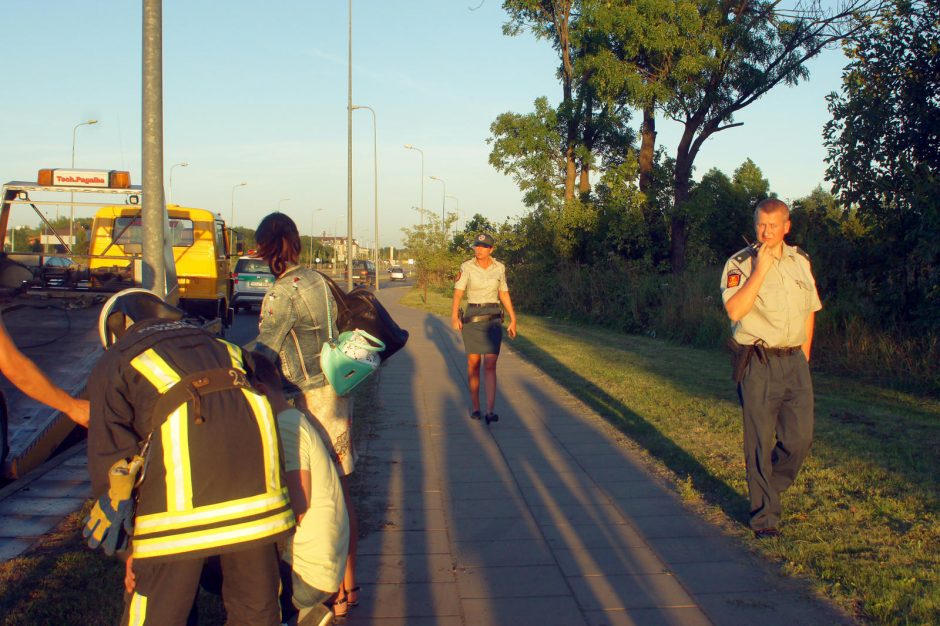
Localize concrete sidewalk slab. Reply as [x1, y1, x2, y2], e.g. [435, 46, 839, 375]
[347, 287, 854, 625]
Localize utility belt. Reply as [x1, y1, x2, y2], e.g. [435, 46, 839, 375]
[460, 303, 503, 325]
[727, 340, 802, 383]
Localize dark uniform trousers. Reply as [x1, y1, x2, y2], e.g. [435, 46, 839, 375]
[739, 351, 814, 530]
[121, 543, 281, 626]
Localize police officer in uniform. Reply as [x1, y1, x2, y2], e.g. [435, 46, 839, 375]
[451, 233, 517, 423]
[87, 288, 294, 625]
[721, 199, 822, 538]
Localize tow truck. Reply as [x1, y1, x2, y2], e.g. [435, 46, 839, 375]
[0, 167, 233, 478]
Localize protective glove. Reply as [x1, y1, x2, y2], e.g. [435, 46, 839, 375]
[83, 456, 143, 555]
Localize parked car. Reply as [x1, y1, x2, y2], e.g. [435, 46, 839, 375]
[40, 256, 76, 289]
[388, 265, 406, 281]
[352, 259, 376, 286]
[232, 256, 274, 313]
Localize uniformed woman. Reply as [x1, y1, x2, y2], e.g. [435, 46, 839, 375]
[451, 233, 518, 423]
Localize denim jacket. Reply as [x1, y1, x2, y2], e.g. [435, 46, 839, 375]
[256, 265, 338, 394]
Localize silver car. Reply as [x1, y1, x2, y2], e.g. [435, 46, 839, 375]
[388, 265, 406, 281]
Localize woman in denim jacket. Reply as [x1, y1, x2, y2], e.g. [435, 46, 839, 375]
[254, 212, 360, 617]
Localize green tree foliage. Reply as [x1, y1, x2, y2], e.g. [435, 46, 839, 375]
[452, 213, 498, 253]
[401, 210, 462, 292]
[823, 0, 940, 326]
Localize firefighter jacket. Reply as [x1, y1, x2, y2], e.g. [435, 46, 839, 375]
[87, 319, 294, 562]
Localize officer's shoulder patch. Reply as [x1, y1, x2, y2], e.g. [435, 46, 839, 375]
[455, 270, 462, 282]
[793, 246, 811, 261]
[726, 269, 742, 288]
[732, 246, 756, 264]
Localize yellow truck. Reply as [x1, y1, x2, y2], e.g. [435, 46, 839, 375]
[88, 204, 233, 328]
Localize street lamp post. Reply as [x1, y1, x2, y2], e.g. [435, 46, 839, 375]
[352, 105, 379, 290]
[230, 182, 247, 255]
[278, 197, 291, 211]
[429, 175, 446, 226]
[310, 208, 323, 267]
[447, 195, 460, 236]
[404, 144, 424, 227]
[70, 119, 98, 250]
[347, 0, 354, 291]
[168, 162, 188, 204]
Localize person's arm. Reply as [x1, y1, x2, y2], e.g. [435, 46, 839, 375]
[254, 283, 293, 365]
[498, 290, 517, 338]
[285, 469, 311, 523]
[0, 318, 89, 427]
[451, 289, 465, 331]
[724, 245, 774, 322]
[802, 311, 815, 362]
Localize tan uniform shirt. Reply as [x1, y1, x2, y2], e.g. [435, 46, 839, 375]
[720, 243, 822, 347]
[454, 258, 509, 304]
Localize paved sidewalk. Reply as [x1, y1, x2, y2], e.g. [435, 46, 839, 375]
[349, 288, 854, 626]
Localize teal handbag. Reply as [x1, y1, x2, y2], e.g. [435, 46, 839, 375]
[319, 278, 385, 396]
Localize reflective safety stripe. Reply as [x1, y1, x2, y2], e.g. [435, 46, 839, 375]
[217, 338, 246, 372]
[241, 388, 281, 492]
[131, 349, 180, 393]
[132, 507, 295, 559]
[135, 488, 290, 534]
[161, 403, 192, 511]
[128, 592, 148, 626]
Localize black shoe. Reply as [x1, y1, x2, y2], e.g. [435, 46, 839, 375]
[484, 412, 499, 423]
[470, 410, 482, 420]
[754, 527, 780, 539]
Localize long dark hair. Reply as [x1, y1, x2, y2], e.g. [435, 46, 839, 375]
[255, 213, 301, 277]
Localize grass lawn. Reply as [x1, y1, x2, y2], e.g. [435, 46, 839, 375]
[0, 375, 382, 626]
[402, 288, 940, 626]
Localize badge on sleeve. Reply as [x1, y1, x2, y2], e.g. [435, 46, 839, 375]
[455, 270, 462, 282]
[726, 270, 742, 288]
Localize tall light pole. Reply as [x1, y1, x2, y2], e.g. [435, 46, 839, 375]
[278, 197, 291, 211]
[346, 0, 354, 291]
[404, 144, 424, 227]
[230, 182, 247, 255]
[447, 195, 460, 236]
[168, 162, 188, 204]
[429, 175, 446, 226]
[310, 208, 323, 267]
[352, 105, 379, 290]
[70, 118, 98, 250]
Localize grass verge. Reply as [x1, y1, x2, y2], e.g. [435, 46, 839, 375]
[0, 376, 382, 626]
[402, 287, 940, 626]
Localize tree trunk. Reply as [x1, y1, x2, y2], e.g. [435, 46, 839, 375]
[639, 107, 656, 194]
[670, 153, 693, 273]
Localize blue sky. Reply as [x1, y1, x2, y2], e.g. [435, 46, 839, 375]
[0, 0, 846, 248]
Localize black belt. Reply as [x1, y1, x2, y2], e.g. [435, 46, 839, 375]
[152, 367, 251, 425]
[464, 313, 503, 324]
[764, 346, 802, 357]
[468, 302, 498, 308]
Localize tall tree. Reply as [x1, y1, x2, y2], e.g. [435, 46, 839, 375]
[823, 0, 939, 324]
[660, 0, 874, 271]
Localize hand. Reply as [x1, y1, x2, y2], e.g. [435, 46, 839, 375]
[752, 243, 775, 278]
[507, 320, 517, 338]
[124, 556, 136, 594]
[451, 316, 462, 331]
[68, 398, 90, 428]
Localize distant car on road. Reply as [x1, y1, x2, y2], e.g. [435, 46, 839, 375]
[232, 256, 274, 313]
[352, 259, 376, 286]
[41, 256, 76, 289]
[388, 265, 406, 281]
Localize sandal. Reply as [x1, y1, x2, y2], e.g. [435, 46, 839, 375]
[330, 596, 349, 619]
[484, 412, 499, 423]
[346, 586, 361, 607]
[470, 410, 482, 420]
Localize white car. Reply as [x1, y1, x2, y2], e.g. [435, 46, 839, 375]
[388, 266, 406, 281]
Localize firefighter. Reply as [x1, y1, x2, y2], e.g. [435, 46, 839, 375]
[85, 288, 294, 626]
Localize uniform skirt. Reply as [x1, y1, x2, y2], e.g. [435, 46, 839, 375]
[461, 304, 503, 355]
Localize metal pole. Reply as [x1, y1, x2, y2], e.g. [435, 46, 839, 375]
[353, 105, 378, 290]
[70, 119, 97, 253]
[168, 161, 188, 204]
[430, 175, 446, 226]
[346, 0, 354, 291]
[230, 182, 246, 254]
[404, 145, 424, 227]
[142, 0, 167, 297]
